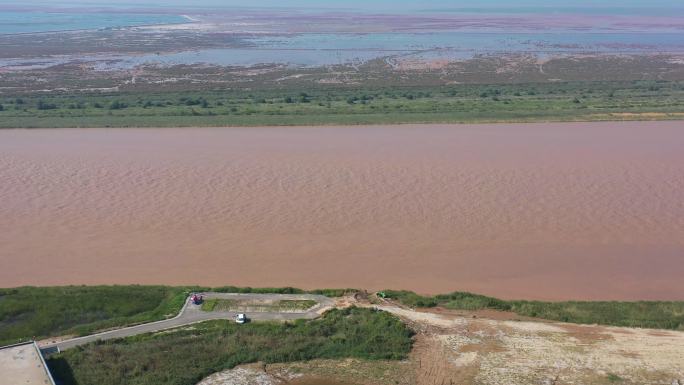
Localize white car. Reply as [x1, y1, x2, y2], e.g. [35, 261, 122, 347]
[235, 313, 247, 324]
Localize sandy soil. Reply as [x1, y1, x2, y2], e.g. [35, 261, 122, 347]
[1, 122, 684, 300]
[198, 360, 408, 385]
[378, 304, 684, 385]
[194, 299, 684, 385]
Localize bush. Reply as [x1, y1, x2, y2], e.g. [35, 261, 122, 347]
[37, 100, 58, 110]
[212, 286, 305, 294]
[109, 100, 128, 110]
[381, 290, 438, 308]
[307, 288, 356, 297]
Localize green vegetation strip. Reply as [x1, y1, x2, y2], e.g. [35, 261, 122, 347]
[382, 290, 684, 330]
[201, 298, 317, 312]
[1, 80, 683, 127]
[0, 286, 186, 346]
[3, 284, 683, 350]
[47, 307, 414, 385]
[0, 286, 353, 346]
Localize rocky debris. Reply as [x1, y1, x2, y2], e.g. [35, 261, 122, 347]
[196, 366, 281, 385]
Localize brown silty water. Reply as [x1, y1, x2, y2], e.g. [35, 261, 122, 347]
[1, 122, 683, 300]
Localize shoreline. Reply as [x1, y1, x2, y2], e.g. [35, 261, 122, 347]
[3, 284, 684, 303]
[0, 121, 684, 300]
[2, 121, 682, 302]
[2, 115, 684, 130]
[0, 14, 197, 37]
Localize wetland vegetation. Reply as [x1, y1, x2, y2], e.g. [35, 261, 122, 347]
[382, 290, 684, 330]
[47, 307, 414, 385]
[0, 286, 186, 346]
[3, 285, 683, 350]
[1, 80, 683, 128]
[0, 286, 351, 346]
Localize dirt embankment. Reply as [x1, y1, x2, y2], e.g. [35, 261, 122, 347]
[196, 295, 684, 385]
[378, 302, 684, 385]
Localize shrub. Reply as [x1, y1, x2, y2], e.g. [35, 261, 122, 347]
[37, 100, 58, 110]
[109, 100, 128, 110]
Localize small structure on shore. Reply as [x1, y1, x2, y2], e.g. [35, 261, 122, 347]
[0, 341, 56, 385]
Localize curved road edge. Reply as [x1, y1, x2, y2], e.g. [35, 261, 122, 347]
[42, 293, 335, 352]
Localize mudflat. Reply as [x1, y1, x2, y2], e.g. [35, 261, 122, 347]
[1, 122, 683, 300]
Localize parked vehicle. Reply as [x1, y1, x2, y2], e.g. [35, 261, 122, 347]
[191, 294, 203, 305]
[235, 313, 247, 324]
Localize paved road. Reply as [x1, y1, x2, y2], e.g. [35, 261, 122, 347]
[42, 293, 334, 351]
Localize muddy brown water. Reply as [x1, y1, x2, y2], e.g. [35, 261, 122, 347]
[1, 122, 683, 300]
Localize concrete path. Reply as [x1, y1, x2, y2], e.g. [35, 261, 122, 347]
[42, 293, 334, 352]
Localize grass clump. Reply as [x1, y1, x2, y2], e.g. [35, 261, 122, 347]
[278, 300, 317, 311]
[200, 299, 317, 312]
[307, 288, 357, 297]
[510, 300, 684, 330]
[381, 290, 684, 330]
[382, 290, 511, 310]
[48, 307, 414, 385]
[199, 298, 221, 312]
[211, 286, 307, 294]
[210, 286, 355, 298]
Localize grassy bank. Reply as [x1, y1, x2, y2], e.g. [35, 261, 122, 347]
[0, 286, 186, 346]
[3, 285, 683, 348]
[1, 80, 683, 128]
[382, 290, 684, 330]
[48, 307, 414, 385]
[0, 286, 354, 346]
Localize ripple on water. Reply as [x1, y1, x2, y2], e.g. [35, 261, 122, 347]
[0, 123, 683, 300]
